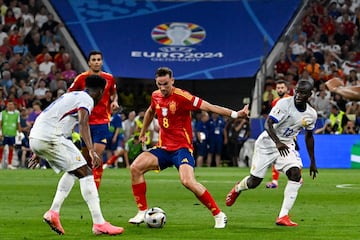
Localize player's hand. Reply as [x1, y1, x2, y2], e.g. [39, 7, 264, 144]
[28, 153, 40, 169]
[309, 162, 318, 179]
[325, 78, 344, 92]
[276, 142, 290, 157]
[110, 101, 120, 112]
[89, 150, 101, 168]
[238, 104, 249, 118]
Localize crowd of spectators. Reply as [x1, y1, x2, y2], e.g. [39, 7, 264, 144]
[262, 0, 360, 135]
[0, 0, 77, 168]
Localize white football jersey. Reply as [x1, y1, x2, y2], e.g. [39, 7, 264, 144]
[258, 97, 317, 144]
[30, 91, 94, 140]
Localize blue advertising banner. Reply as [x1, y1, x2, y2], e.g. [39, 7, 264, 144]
[50, 0, 301, 79]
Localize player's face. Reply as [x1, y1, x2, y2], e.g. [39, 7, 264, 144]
[156, 74, 174, 97]
[294, 85, 312, 105]
[276, 83, 288, 97]
[88, 54, 103, 73]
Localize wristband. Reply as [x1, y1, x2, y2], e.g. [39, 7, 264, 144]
[231, 111, 238, 119]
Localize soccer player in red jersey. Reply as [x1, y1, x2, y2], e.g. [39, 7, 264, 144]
[68, 50, 119, 189]
[128, 67, 249, 228]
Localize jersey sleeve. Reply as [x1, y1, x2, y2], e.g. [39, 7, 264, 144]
[68, 74, 84, 92]
[268, 98, 287, 123]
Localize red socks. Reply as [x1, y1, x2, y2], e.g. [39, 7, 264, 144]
[197, 190, 220, 216]
[132, 182, 147, 211]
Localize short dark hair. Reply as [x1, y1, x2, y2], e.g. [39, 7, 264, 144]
[275, 79, 287, 86]
[85, 75, 106, 90]
[87, 50, 103, 62]
[156, 67, 173, 78]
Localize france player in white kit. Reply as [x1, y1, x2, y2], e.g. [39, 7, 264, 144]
[28, 75, 124, 236]
[226, 80, 318, 226]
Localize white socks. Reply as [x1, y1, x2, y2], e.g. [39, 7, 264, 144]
[279, 180, 302, 218]
[235, 176, 250, 192]
[79, 175, 105, 224]
[50, 172, 76, 212]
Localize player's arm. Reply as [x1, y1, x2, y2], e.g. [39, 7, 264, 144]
[325, 77, 360, 101]
[77, 108, 101, 168]
[200, 100, 249, 119]
[304, 130, 318, 179]
[139, 106, 155, 143]
[264, 116, 289, 157]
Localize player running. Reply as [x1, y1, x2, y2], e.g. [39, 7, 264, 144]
[226, 80, 318, 226]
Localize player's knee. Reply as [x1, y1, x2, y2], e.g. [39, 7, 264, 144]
[247, 175, 262, 189]
[286, 167, 301, 182]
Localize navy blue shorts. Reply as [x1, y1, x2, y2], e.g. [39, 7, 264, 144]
[3, 136, 15, 146]
[82, 124, 110, 146]
[149, 148, 195, 170]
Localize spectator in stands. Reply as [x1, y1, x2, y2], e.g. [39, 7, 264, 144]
[28, 32, 45, 58]
[4, 8, 17, 30]
[0, 0, 7, 20]
[40, 90, 54, 110]
[13, 38, 29, 57]
[274, 52, 291, 76]
[289, 34, 307, 60]
[35, 5, 48, 29]
[328, 102, 348, 134]
[61, 62, 76, 86]
[19, 18, 34, 40]
[21, 4, 34, 24]
[323, 35, 341, 55]
[47, 35, 60, 56]
[195, 110, 209, 167]
[16, 79, 33, 97]
[0, 37, 13, 59]
[12, 61, 29, 83]
[1, 70, 13, 95]
[33, 78, 48, 100]
[307, 31, 324, 64]
[40, 13, 61, 36]
[206, 112, 225, 167]
[9, 0, 21, 20]
[313, 89, 332, 118]
[26, 100, 41, 128]
[122, 110, 136, 142]
[0, 24, 8, 46]
[305, 56, 321, 82]
[343, 120, 357, 134]
[38, 53, 55, 76]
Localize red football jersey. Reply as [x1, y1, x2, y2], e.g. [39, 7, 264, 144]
[151, 87, 202, 151]
[68, 70, 116, 125]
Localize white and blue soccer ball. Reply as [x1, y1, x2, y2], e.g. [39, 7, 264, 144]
[144, 207, 166, 228]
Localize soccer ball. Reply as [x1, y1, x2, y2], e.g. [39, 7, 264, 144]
[144, 207, 166, 228]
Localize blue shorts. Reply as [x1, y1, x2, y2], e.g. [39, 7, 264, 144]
[82, 124, 110, 146]
[208, 137, 223, 154]
[3, 136, 15, 145]
[195, 141, 207, 157]
[149, 148, 195, 170]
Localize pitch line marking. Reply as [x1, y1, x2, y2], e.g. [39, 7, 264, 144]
[336, 184, 360, 189]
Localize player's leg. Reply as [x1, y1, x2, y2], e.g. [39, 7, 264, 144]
[275, 148, 303, 227]
[128, 150, 159, 224]
[226, 144, 276, 206]
[266, 164, 280, 188]
[71, 165, 123, 235]
[176, 149, 226, 228]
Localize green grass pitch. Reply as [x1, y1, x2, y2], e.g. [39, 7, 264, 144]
[0, 167, 359, 240]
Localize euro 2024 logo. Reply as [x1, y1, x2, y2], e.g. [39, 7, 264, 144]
[131, 22, 223, 62]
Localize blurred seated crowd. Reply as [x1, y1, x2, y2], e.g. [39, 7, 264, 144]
[261, 0, 360, 134]
[0, 0, 77, 169]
